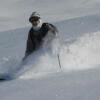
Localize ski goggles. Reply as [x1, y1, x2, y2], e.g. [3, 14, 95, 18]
[29, 17, 40, 23]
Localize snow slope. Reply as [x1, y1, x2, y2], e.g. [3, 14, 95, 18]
[0, 14, 100, 79]
[0, 14, 100, 100]
[0, 68, 100, 100]
[1, 0, 100, 32]
[0, 0, 100, 100]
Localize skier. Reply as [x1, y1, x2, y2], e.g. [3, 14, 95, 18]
[23, 12, 58, 60]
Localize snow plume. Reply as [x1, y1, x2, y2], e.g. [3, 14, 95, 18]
[1, 30, 100, 79]
[16, 31, 100, 79]
[60, 31, 100, 71]
[17, 37, 61, 79]
[17, 49, 60, 79]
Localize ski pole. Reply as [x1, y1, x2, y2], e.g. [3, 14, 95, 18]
[57, 53, 62, 69]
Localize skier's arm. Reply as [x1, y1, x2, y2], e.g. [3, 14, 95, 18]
[46, 23, 58, 35]
[25, 29, 36, 58]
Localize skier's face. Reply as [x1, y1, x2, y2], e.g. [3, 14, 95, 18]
[31, 17, 40, 26]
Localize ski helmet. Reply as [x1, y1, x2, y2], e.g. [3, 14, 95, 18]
[29, 12, 41, 23]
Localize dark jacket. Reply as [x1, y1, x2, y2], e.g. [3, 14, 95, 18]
[24, 23, 58, 59]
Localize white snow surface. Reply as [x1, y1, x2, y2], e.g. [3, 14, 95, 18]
[0, 0, 100, 100]
[1, 0, 100, 32]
